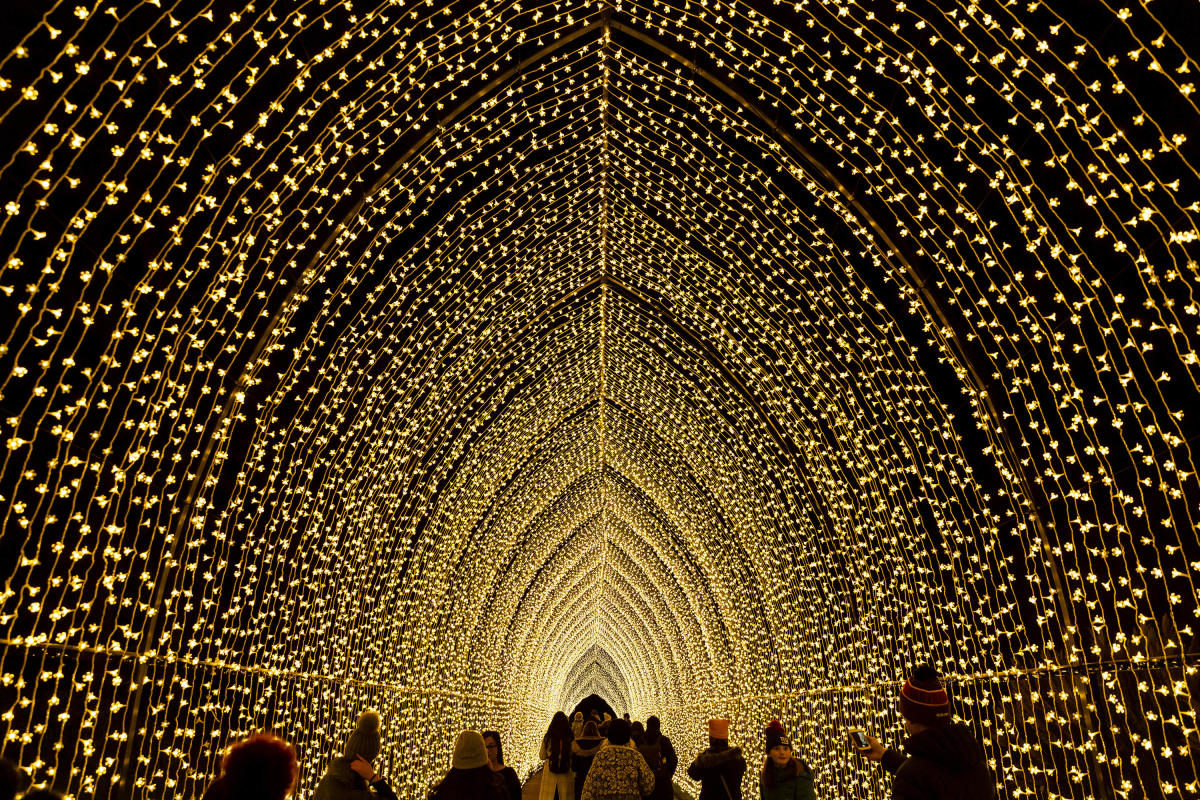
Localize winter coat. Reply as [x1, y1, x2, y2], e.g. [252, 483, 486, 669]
[429, 765, 508, 800]
[759, 758, 815, 800]
[637, 734, 677, 800]
[573, 736, 606, 799]
[312, 757, 399, 800]
[879, 724, 995, 800]
[687, 743, 746, 800]
[581, 743, 655, 800]
[495, 765, 522, 800]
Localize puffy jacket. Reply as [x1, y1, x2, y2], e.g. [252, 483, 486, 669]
[880, 724, 996, 800]
[581, 743, 655, 800]
[687, 743, 746, 800]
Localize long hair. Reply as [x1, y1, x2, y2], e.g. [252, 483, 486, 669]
[760, 755, 803, 789]
[543, 711, 573, 765]
[482, 730, 504, 766]
[644, 715, 661, 745]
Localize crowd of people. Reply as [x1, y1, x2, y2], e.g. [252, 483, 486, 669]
[534, 663, 993, 800]
[0, 664, 994, 799]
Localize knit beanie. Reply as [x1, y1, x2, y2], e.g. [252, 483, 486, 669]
[898, 664, 951, 727]
[452, 730, 489, 770]
[764, 720, 790, 753]
[343, 710, 382, 760]
[708, 719, 730, 740]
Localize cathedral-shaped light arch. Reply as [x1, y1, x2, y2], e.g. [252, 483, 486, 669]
[0, 2, 1197, 799]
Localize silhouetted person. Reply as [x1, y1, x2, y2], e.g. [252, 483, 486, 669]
[859, 664, 995, 799]
[580, 719, 654, 800]
[431, 730, 506, 800]
[573, 712, 586, 738]
[540, 711, 575, 800]
[201, 732, 298, 800]
[759, 720, 814, 800]
[572, 721, 605, 800]
[0, 759, 21, 800]
[687, 719, 745, 800]
[313, 710, 398, 800]
[483, 730, 522, 800]
[638, 716, 677, 800]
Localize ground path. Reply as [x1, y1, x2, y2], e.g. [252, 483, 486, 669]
[521, 767, 542, 800]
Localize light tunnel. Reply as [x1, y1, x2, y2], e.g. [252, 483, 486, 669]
[0, 1, 1197, 798]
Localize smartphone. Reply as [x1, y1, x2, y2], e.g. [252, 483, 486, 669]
[848, 730, 871, 751]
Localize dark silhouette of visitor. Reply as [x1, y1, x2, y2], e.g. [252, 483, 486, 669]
[0, 759, 21, 800]
[200, 732, 298, 800]
[858, 664, 996, 799]
[540, 711, 576, 800]
[687, 719, 746, 800]
[580, 718, 654, 800]
[312, 710, 398, 800]
[758, 720, 814, 800]
[483, 730, 522, 800]
[571, 720, 605, 800]
[430, 730, 506, 800]
[637, 715, 677, 800]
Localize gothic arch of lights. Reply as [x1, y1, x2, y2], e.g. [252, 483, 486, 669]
[0, 1, 1197, 798]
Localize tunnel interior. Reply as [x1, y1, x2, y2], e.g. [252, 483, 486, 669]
[0, 1, 1198, 798]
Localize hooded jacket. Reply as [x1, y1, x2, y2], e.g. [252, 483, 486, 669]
[312, 757, 398, 800]
[687, 742, 746, 800]
[573, 735, 606, 784]
[879, 724, 995, 800]
[429, 765, 508, 800]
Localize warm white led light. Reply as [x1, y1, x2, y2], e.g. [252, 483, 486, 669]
[0, 1, 1196, 798]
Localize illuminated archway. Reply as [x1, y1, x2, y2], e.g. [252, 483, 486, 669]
[0, 3, 1197, 799]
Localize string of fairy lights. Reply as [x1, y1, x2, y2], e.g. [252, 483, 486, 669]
[0, 0, 1197, 797]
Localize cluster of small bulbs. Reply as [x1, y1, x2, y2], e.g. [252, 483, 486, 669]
[0, 0, 1197, 798]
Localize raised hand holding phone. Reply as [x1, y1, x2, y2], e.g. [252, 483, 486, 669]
[848, 730, 886, 762]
